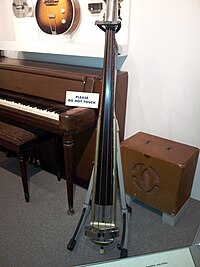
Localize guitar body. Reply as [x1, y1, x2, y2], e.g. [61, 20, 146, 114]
[35, 0, 80, 35]
[12, 0, 33, 18]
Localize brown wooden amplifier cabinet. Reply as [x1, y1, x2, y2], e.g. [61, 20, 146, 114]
[121, 132, 199, 216]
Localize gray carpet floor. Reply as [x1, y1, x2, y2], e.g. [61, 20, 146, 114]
[0, 152, 200, 267]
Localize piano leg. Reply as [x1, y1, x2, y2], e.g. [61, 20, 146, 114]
[63, 135, 75, 215]
[54, 136, 62, 181]
[19, 152, 30, 203]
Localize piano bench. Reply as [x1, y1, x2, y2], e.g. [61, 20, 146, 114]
[0, 121, 46, 203]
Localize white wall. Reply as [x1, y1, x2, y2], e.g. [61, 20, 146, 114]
[122, 0, 200, 200]
[2, 0, 200, 200]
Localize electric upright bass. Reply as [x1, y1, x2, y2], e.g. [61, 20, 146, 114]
[84, 0, 122, 249]
[67, 0, 131, 258]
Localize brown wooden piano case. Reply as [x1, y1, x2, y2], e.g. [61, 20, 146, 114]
[121, 132, 199, 216]
[0, 57, 128, 212]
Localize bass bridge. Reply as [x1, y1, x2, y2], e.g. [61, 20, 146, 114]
[85, 223, 119, 246]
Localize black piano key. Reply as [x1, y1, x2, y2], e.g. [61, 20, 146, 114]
[55, 109, 68, 114]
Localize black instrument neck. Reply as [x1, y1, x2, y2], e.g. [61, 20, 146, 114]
[94, 24, 119, 206]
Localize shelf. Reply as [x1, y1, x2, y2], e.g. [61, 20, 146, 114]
[0, 0, 130, 58]
[0, 41, 128, 58]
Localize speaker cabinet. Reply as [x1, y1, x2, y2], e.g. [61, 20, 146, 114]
[121, 132, 199, 215]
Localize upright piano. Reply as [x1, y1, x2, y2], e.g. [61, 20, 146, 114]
[0, 56, 128, 214]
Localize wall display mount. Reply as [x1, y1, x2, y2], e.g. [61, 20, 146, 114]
[88, 2, 103, 14]
[0, 0, 130, 57]
[12, 0, 34, 18]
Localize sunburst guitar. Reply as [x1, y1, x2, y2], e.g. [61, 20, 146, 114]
[35, 0, 80, 35]
[12, 0, 33, 18]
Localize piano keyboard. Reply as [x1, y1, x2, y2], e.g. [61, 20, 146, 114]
[0, 97, 66, 121]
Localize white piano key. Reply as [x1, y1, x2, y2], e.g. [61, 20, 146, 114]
[0, 98, 60, 121]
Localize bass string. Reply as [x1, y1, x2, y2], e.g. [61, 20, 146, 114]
[96, 100, 106, 226]
[108, 28, 117, 227]
[95, 64, 108, 227]
[107, 53, 114, 228]
[96, 27, 116, 228]
[106, 27, 118, 227]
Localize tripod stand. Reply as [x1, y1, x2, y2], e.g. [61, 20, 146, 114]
[67, 119, 131, 258]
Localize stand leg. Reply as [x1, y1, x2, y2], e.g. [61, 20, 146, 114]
[67, 169, 94, 251]
[116, 120, 131, 258]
